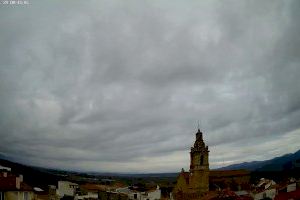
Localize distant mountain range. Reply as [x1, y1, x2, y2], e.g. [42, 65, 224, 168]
[0, 149, 299, 188]
[218, 149, 300, 171]
[0, 155, 179, 188]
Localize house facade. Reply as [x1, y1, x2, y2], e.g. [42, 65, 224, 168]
[58, 181, 79, 198]
[0, 170, 35, 200]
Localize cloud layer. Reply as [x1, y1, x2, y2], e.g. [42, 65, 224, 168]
[0, 0, 300, 172]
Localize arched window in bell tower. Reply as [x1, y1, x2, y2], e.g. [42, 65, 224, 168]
[200, 155, 204, 165]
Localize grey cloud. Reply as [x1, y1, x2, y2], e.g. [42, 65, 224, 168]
[0, 0, 300, 172]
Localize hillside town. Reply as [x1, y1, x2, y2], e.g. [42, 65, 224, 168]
[1, 130, 299, 200]
[1, 0, 300, 199]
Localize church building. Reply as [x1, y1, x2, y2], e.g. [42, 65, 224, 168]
[173, 129, 209, 199]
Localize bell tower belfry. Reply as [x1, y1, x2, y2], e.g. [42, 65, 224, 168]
[189, 129, 209, 194]
[173, 128, 210, 199]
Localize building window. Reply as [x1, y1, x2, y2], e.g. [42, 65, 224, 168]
[24, 192, 28, 200]
[134, 193, 137, 199]
[0, 192, 4, 200]
[200, 155, 204, 165]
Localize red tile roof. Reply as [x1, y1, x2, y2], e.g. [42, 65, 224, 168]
[0, 175, 33, 191]
[0, 177, 18, 190]
[274, 188, 300, 200]
[0, 180, 33, 191]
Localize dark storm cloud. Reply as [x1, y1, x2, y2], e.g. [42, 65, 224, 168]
[0, 0, 300, 172]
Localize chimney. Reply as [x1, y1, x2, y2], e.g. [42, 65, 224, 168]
[19, 175, 23, 182]
[16, 177, 21, 189]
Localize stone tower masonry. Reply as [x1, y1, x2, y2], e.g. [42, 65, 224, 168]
[189, 129, 209, 194]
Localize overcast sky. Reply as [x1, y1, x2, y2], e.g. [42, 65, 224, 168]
[0, 0, 300, 173]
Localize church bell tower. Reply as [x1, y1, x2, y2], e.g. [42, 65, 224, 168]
[189, 129, 209, 194]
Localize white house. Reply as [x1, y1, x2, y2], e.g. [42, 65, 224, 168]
[58, 181, 79, 198]
[116, 185, 161, 200]
[252, 188, 277, 200]
[251, 178, 277, 200]
[287, 182, 296, 192]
